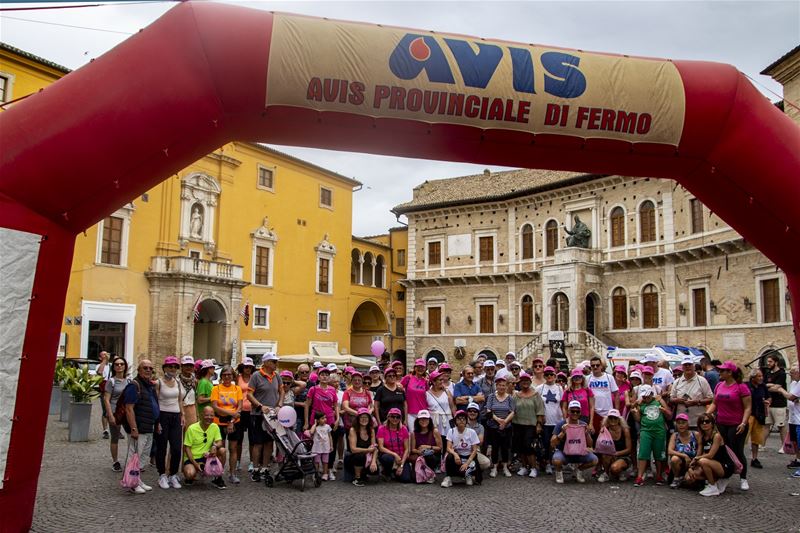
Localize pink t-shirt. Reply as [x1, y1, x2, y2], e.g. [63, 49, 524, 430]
[377, 424, 409, 456]
[562, 387, 594, 418]
[342, 388, 372, 429]
[308, 385, 338, 424]
[401, 374, 429, 415]
[714, 381, 751, 426]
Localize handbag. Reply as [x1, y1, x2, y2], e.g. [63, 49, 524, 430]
[782, 432, 798, 455]
[414, 455, 436, 483]
[204, 455, 225, 477]
[594, 427, 617, 456]
[563, 424, 588, 456]
[120, 441, 141, 489]
[724, 445, 743, 475]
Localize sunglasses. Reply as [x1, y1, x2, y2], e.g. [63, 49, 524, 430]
[533, 365, 544, 368]
[700, 420, 713, 425]
[142, 366, 154, 371]
[569, 409, 581, 414]
[388, 415, 401, 419]
[544, 372, 555, 377]
[591, 364, 602, 368]
[203, 431, 207, 443]
[298, 370, 310, 374]
[165, 365, 180, 369]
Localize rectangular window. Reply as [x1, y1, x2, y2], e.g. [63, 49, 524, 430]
[87, 321, 126, 359]
[690, 199, 703, 234]
[257, 166, 274, 190]
[255, 245, 270, 285]
[397, 249, 406, 267]
[0, 75, 8, 103]
[479, 304, 494, 333]
[318, 258, 330, 293]
[320, 187, 333, 208]
[253, 306, 269, 328]
[317, 311, 330, 331]
[396, 291, 405, 301]
[428, 306, 441, 335]
[395, 318, 405, 337]
[692, 288, 707, 327]
[761, 278, 780, 323]
[642, 292, 659, 329]
[479, 236, 494, 262]
[428, 241, 441, 266]
[101, 216, 123, 265]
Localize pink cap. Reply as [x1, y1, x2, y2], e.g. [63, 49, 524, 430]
[517, 371, 532, 381]
[532, 357, 544, 364]
[429, 370, 442, 381]
[309, 372, 319, 382]
[356, 407, 371, 417]
[718, 360, 738, 372]
[350, 371, 363, 379]
[642, 366, 655, 374]
[454, 410, 467, 418]
[391, 360, 404, 367]
[556, 372, 567, 378]
[279, 370, 294, 379]
[414, 358, 426, 367]
[543, 366, 556, 373]
[387, 407, 402, 417]
[439, 363, 452, 371]
[163, 356, 179, 366]
[194, 360, 203, 370]
[607, 409, 621, 418]
[384, 367, 398, 376]
[344, 366, 355, 374]
[614, 365, 628, 374]
[570, 368, 584, 378]
[201, 359, 215, 370]
[180, 356, 195, 365]
[494, 374, 508, 382]
[675, 413, 690, 422]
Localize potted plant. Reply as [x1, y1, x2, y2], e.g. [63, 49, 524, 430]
[58, 362, 72, 423]
[51, 359, 66, 416]
[65, 364, 104, 442]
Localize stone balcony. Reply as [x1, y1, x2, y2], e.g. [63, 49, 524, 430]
[147, 256, 247, 286]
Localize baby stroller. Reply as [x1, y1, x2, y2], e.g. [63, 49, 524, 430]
[261, 409, 321, 491]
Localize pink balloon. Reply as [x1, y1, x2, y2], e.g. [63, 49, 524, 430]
[370, 340, 385, 357]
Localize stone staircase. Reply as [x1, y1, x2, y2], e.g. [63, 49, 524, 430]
[516, 330, 608, 367]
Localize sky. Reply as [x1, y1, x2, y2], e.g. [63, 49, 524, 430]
[1, 1, 798, 236]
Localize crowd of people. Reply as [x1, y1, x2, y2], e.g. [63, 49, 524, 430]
[99, 349, 800, 495]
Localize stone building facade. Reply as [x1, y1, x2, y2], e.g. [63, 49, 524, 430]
[393, 170, 796, 370]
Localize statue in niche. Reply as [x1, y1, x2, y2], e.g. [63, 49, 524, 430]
[565, 215, 591, 248]
[190, 204, 204, 239]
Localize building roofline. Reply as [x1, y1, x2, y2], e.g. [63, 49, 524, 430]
[761, 44, 800, 75]
[242, 142, 362, 187]
[352, 235, 391, 249]
[392, 172, 605, 215]
[388, 226, 408, 232]
[1, 42, 71, 74]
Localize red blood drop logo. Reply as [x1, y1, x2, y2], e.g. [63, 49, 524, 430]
[409, 37, 431, 62]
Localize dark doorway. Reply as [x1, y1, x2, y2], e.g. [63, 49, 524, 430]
[88, 321, 126, 360]
[585, 294, 596, 336]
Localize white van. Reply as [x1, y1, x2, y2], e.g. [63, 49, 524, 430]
[603, 345, 705, 373]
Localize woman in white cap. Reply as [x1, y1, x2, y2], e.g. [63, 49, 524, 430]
[367, 366, 383, 396]
[426, 370, 456, 438]
[410, 409, 442, 482]
[155, 356, 186, 490]
[442, 410, 482, 487]
[236, 356, 255, 472]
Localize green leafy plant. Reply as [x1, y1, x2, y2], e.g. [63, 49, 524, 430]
[63, 365, 104, 403]
[54, 359, 69, 388]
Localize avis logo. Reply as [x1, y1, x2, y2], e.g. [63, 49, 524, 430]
[389, 34, 587, 98]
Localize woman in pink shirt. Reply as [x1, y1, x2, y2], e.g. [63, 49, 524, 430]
[561, 369, 595, 424]
[708, 360, 752, 491]
[376, 407, 411, 482]
[401, 358, 430, 430]
[342, 372, 373, 431]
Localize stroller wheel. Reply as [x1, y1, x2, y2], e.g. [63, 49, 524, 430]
[299, 476, 306, 492]
[314, 474, 322, 488]
[264, 474, 274, 488]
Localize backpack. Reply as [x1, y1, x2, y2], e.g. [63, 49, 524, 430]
[114, 379, 140, 427]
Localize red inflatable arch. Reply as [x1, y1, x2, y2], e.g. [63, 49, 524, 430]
[0, 2, 798, 528]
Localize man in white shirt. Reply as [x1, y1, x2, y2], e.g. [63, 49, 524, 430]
[670, 357, 713, 428]
[642, 353, 674, 394]
[767, 365, 800, 471]
[587, 356, 619, 435]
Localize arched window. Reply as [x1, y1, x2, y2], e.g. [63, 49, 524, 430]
[362, 251, 374, 286]
[521, 224, 534, 260]
[612, 287, 627, 329]
[521, 295, 534, 332]
[551, 292, 569, 331]
[639, 201, 656, 243]
[610, 207, 625, 247]
[545, 220, 559, 257]
[375, 255, 385, 288]
[351, 249, 361, 284]
[642, 284, 659, 328]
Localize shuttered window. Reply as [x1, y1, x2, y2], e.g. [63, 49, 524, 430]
[761, 278, 780, 323]
[100, 216, 123, 265]
[690, 199, 704, 234]
[642, 284, 659, 329]
[551, 293, 569, 331]
[479, 305, 494, 333]
[693, 288, 707, 327]
[479, 236, 493, 262]
[545, 220, 558, 256]
[610, 208, 625, 247]
[428, 307, 441, 334]
[255, 246, 270, 285]
[318, 258, 330, 293]
[521, 225, 534, 259]
[639, 201, 656, 243]
[612, 288, 627, 329]
[428, 241, 441, 266]
[521, 295, 534, 332]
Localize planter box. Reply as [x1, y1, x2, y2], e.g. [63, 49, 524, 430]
[68, 401, 93, 442]
[49, 385, 61, 415]
[59, 389, 71, 422]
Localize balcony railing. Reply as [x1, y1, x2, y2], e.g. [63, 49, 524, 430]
[150, 256, 244, 281]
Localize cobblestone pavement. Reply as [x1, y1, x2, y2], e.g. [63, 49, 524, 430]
[33, 408, 799, 532]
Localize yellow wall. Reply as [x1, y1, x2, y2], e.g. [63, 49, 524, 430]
[0, 45, 68, 107]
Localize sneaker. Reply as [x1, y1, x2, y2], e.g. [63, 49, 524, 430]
[102, 430, 110, 440]
[619, 473, 628, 482]
[575, 469, 586, 483]
[777, 447, 785, 454]
[502, 465, 512, 478]
[111, 461, 122, 472]
[545, 464, 554, 475]
[700, 483, 720, 497]
[555, 471, 564, 484]
[489, 466, 498, 478]
[352, 479, 365, 487]
[236, 462, 242, 473]
[250, 470, 262, 482]
[792, 469, 800, 478]
[321, 473, 328, 481]
[670, 477, 682, 489]
[132, 485, 146, 494]
[426, 476, 435, 484]
[328, 471, 336, 481]
[655, 475, 665, 486]
[211, 476, 227, 490]
[441, 476, 453, 488]
[138, 481, 152, 492]
[740, 479, 749, 491]
[168, 475, 182, 489]
[750, 458, 763, 469]
[248, 462, 254, 473]
[717, 478, 729, 494]
[634, 477, 644, 487]
[158, 474, 170, 490]
[787, 460, 800, 469]
[529, 468, 538, 478]
[597, 473, 609, 483]
[465, 475, 474, 486]
[517, 467, 529, 477]
[227, 474, 240, 485]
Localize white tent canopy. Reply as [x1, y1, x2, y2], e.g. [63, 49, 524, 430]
[278, 354, 376, 368]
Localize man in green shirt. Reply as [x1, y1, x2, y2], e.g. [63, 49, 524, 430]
[183, 405, 227, 489]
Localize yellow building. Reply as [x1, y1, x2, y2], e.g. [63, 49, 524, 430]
[0, 42, 69, 109]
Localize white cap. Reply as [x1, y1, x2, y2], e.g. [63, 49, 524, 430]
[568, 400, 581, 410]
[638, 384, 655, 398]
[495, 368, 510, 380]
[483, 360, 496, 368]
[495, 360, 506, 367]
[466, 402, 480, 411]
[312, 361, 323, 369]
[505, 351, 516, 359]
[180, 355, 195, 365]
[509, 361, 522, 369]
[261, 352, 278, 363]
[629, 371, 643, 380]
[368, 365, 381, 373]
[326, 363, 338, 372]
[427, 357, 438, 363]
[681, 356, 696, 366]
[641, 353, 661, 363]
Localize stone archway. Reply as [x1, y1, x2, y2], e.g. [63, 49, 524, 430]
[351, 300, 388, 356]
[193, 298, 227, 362]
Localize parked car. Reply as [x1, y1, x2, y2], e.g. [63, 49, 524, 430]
[61, 357, 101, 376]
